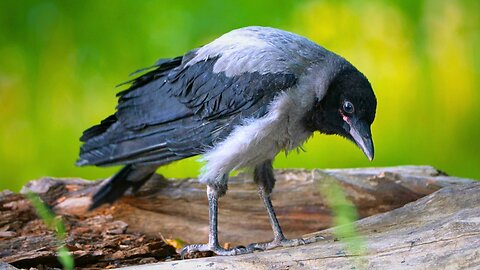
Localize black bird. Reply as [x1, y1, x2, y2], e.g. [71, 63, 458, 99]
[78, 26, 377, 256]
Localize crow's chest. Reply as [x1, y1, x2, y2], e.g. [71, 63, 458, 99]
[199, 90, 313, 183]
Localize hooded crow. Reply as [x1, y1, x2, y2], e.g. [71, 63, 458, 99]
[78, 26, 377, 256]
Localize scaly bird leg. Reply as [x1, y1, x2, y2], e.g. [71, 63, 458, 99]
[180, 183, 251, 257]
[247, 160, 316, 251]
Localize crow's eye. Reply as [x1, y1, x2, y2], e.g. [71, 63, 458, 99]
[342, 101, 354, 114]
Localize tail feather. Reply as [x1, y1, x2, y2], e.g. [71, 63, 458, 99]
[89, 165, 155, 211]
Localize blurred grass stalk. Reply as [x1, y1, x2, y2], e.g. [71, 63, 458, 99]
[26, 192, 74, 270]
[318, 174, 367, 269]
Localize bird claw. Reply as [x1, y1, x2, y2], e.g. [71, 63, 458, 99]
[180, 243, 253, 258]
[180, 237, 324, 257]
[247, 236, 321, 251]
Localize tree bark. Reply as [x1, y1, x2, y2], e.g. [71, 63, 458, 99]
[0, 166, 477, 269]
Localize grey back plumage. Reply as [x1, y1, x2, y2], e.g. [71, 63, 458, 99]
[186, 26, 328, 76]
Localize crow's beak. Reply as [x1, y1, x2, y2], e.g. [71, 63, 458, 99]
[346, 116, 374, 161]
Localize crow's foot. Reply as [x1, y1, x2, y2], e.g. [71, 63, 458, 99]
[247, 236, 322, 251]
[180, 243, 252, 258]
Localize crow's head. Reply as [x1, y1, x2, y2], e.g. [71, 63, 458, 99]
[304, 65, 377, 160]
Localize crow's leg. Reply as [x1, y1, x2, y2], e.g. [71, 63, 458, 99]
[180, 176, 251, 257]
[247, 160, 315, 251]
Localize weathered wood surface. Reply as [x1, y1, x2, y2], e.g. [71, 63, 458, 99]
[39, 166, 472, 244]
[0, 166, 476, 269]
[119, 182, 480, 270]
[0, 191, 177, 269]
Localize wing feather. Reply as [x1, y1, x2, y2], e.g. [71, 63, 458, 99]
[78, 52, 297, 167]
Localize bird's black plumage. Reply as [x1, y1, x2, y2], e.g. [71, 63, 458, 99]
[303, 65, 376, 135]
[78, 54, 297, 167]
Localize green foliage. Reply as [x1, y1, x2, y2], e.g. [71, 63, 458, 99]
[26, 192, 74, 270]
[0, 0, 479, 191]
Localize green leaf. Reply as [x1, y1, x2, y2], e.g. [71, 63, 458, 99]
[26, 192, 74, 270]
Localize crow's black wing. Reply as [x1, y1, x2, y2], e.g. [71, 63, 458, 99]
[77, 54, 297, 167]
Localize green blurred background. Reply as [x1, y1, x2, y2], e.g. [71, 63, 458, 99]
[0, 0, 478, 192]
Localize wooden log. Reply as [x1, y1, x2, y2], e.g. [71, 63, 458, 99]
[0, 166, 476, 269]
[53, 166, 472, 244]
[0, 190, 176, 269]
[116, 182, 480, 270]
